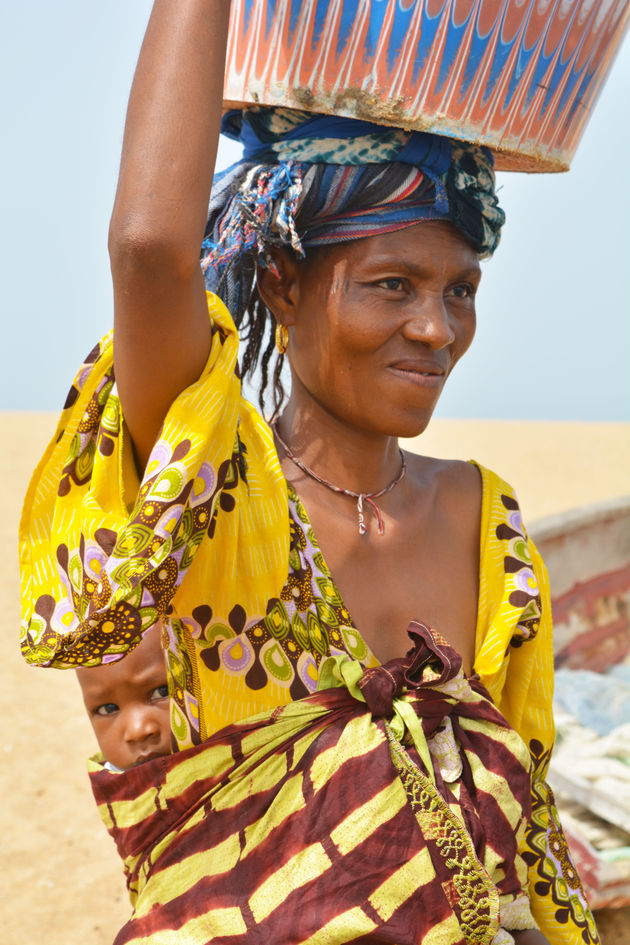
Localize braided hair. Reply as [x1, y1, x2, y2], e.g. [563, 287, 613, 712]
[239, 284, 286, 418]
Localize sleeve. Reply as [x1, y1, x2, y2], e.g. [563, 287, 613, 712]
[19, 291, 243, 670]
[519, 542, 600, 944]
[473, 466, 600, 944]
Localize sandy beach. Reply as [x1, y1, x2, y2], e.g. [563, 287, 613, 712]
[3, 412, 629, 944]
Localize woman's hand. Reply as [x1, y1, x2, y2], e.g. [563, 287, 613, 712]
[109, 0, 231, 471]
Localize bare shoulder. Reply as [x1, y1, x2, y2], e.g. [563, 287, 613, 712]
[402, 451, 483, 548]
[404, 452, 482, 510]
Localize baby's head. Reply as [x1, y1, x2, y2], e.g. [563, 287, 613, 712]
[76, 625, 171, 771]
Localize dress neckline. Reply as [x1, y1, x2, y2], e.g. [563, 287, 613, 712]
[285, 460, 487, 670]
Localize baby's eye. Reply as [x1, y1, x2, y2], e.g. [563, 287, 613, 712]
[95, 703, 119, 716]
[151, 684, 169, 701]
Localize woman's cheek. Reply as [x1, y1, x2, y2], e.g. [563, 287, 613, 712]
[336, 307, 392, 353]
[458, 311, 477, 356]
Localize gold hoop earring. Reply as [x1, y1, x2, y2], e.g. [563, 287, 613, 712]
[275, 323, 289, 355]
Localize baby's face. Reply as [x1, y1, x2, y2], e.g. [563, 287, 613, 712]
[76, 627, 171, 770]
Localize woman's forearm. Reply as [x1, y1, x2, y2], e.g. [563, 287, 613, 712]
[109, 0, 231, 469]
[110, 0, 230, 263]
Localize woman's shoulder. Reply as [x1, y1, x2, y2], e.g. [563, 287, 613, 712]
[404, 452, 479, 489]
[426, 457, 523, 516]
[404, 453, 531, 562]
[405, 451, 527, 520]
[404, 455, 484, 566]
[405, 452, 514, 491]
[404, 453, 494, 516]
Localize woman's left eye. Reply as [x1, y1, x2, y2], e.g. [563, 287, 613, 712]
[449, 283, 474, 299]
[151, 684, 169, 700]
[377, 277, 405, 292]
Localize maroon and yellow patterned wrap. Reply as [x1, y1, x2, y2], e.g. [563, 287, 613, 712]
[90, 626, 537, 944]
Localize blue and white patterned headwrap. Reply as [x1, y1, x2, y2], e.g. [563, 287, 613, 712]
[202, 108, 505, 322]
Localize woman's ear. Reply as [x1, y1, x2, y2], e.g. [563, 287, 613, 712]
[256, 248, 301, 327]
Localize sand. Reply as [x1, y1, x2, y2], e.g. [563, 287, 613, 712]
[404, 419, 630, 523]
[3, 412, 629, 944]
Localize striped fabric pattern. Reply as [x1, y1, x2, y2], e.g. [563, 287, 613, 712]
[90, 626, 535, 944]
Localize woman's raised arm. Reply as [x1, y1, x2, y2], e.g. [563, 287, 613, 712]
[109, 0, 231, 470]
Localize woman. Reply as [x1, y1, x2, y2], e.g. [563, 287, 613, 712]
[20, 2, 597, 943]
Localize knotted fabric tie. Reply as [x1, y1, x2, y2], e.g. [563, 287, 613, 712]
[318, 621, 466, 784]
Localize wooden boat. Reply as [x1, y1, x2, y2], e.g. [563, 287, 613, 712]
[532, 495, 630, 672]
[531, 495, 630, 910]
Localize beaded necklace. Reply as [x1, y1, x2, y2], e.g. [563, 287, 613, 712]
[272, 420, 406, 537]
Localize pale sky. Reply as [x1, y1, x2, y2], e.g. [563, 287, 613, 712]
[2, 2, 629, 419]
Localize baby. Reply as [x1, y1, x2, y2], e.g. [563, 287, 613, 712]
[76, 625, 171, 771]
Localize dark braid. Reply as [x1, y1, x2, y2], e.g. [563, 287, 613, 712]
[208, 246, 286, 416]
[237, 286, 286, 417]
[271, 347, 285, 418]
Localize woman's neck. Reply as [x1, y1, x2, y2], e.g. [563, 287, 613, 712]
[276, 396, 404, 497]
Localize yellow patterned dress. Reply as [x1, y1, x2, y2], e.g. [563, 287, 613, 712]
[20, 292, 597, 943]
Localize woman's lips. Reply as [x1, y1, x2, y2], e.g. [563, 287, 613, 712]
[389, 361, 446, 388]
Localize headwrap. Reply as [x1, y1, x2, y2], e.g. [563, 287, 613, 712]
[202, 108, 505, 322]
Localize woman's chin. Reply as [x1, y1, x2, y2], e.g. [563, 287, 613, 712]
[394, 416, 434, 440]
[362, 407, 437, 441]
[371, 388, 444, 440]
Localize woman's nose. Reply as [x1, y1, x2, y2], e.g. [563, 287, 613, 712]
[402, 297, 455, 349]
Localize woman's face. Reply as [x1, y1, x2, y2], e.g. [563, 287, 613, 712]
[277, 220, 480, 438]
